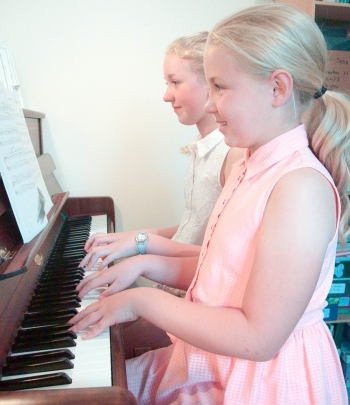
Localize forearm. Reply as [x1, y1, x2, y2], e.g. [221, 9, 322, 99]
[139, 254, 198, 290]
[145, 234, 201, 257]
[133, 287, 273, 361]
[156, 225, 179, 239]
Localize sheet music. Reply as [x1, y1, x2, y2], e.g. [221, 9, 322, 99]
[0, 81, 53, 243]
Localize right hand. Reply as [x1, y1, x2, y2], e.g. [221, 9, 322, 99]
[77, 255, 142, 298]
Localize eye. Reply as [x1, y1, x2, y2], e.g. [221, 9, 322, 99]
[172, 80, 179, 86]
[215, 84, 223, 91]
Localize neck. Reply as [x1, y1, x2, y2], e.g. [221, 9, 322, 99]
[196, 115, 218, 139]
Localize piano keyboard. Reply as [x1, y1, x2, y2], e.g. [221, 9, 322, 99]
[0, 215, 112, 391]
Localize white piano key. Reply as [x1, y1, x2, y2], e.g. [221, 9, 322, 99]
[37, 215, 113, 390]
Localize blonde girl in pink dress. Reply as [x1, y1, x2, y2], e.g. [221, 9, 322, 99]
[70, 4, 350, 404]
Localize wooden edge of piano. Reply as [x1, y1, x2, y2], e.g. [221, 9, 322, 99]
[0, 386, 137, 405]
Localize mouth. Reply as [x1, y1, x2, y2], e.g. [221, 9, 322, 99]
[217, 121, 227, 127]
[173, 105, 181, 111]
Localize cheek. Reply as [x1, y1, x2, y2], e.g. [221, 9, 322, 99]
[189, 87, 208, 109]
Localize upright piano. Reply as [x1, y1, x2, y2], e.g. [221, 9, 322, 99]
[0, 110, 137, 404]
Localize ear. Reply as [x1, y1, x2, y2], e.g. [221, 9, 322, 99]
[269, 69, 293, 108]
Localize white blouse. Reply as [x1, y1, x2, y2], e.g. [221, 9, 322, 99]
[172, 128, 230, 245]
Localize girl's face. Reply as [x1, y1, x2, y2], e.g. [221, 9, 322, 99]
[163, 54, 209, 127]
[204, 44, 274, 153]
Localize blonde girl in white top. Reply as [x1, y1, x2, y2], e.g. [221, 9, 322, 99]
[79, 32, 244, 273]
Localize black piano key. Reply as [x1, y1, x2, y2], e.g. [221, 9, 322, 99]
[3, 358, 74, 376]
[42, 269, 85, 278]
[47, 252, 85, 260]
[39, 270, 85, 280]
[22, 310, 78, 328]
[15, 330, 77, 345]
[6, 349, 75, 366]
[12, 336, 77, 353]
[26, 302, 80, 315]
[29, 298, 81, 311]
[0, 215, 94, 391]
[37, 277, 83, 286]
[40, 269, 85, 277]
[48, 258, 85, 266]
[30, 291, 81, 303]
[16, 324, 74, 338]
[34, 283, 79, 294]
[51, 246, 86, 253]
[0, 372, 72, 391]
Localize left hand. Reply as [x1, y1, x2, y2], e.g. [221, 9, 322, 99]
[80, 237, 139, 272]
[69, 289, 138, 340]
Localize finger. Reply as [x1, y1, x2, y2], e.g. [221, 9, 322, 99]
[70, 310, 103, 335]
[84, 234, 101, 251]
[85, 248, 112, 271]
[68, 301, 100, 327]
[81, 319, 110, 340]
[99, 282, 122, 299]
[98, 254, 118, 271]
[76, 272, 100, 293]
[79, 252, 92, 268]
[84, 232, 108, 251]
[78, 278, 107, 299]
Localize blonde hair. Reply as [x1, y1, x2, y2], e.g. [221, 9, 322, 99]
[209, 4, 350, 247]
[166, 31, 208, 82]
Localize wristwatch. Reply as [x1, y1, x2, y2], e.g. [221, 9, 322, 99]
[135, 232, 148, 255]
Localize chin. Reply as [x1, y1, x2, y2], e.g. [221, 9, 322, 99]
[178, 118, 195, 126]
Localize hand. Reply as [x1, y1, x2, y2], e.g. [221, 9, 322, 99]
[84, 231, 136, 252]
[69, 289, 138, 340]
[80, 236, 139, 271]
[77, 257, 142, 299]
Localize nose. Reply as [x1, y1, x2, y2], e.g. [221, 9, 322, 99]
[204, 92, 217, 114]
[163, 86, 174, 103]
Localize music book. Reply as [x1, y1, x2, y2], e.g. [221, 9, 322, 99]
[0, 81, 53, 242]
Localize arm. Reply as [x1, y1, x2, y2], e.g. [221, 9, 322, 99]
[77, 254, 199, 299]
[80, 233, 200, 271]
[71, 168, 336, 361]
[84, 225, 179, 252]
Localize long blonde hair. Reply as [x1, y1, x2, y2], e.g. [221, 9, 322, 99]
[209, 4, 350, 247]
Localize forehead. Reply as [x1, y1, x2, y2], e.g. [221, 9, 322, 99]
[204, 44, 238, 74]
[163, 54, 193, 76]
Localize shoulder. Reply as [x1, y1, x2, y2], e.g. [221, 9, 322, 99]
[273, 167, 334, 198]
[267, 167, 337, 241]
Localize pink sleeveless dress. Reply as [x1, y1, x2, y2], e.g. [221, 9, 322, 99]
[127, 125, 348, 405]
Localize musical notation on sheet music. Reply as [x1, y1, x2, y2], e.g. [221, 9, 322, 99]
[0, 82, 52, 242]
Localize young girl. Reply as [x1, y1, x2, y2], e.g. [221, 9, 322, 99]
[70, 4, 350, 404]
[79, 32, 244, 274]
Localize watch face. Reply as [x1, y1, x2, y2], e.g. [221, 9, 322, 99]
[137, 232, 147, 242]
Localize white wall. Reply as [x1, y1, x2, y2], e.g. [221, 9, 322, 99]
[0, 0, 259, 232]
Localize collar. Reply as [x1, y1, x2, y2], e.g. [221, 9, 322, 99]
[189, 128, 224, 158]
[243, 125, 309, 179]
